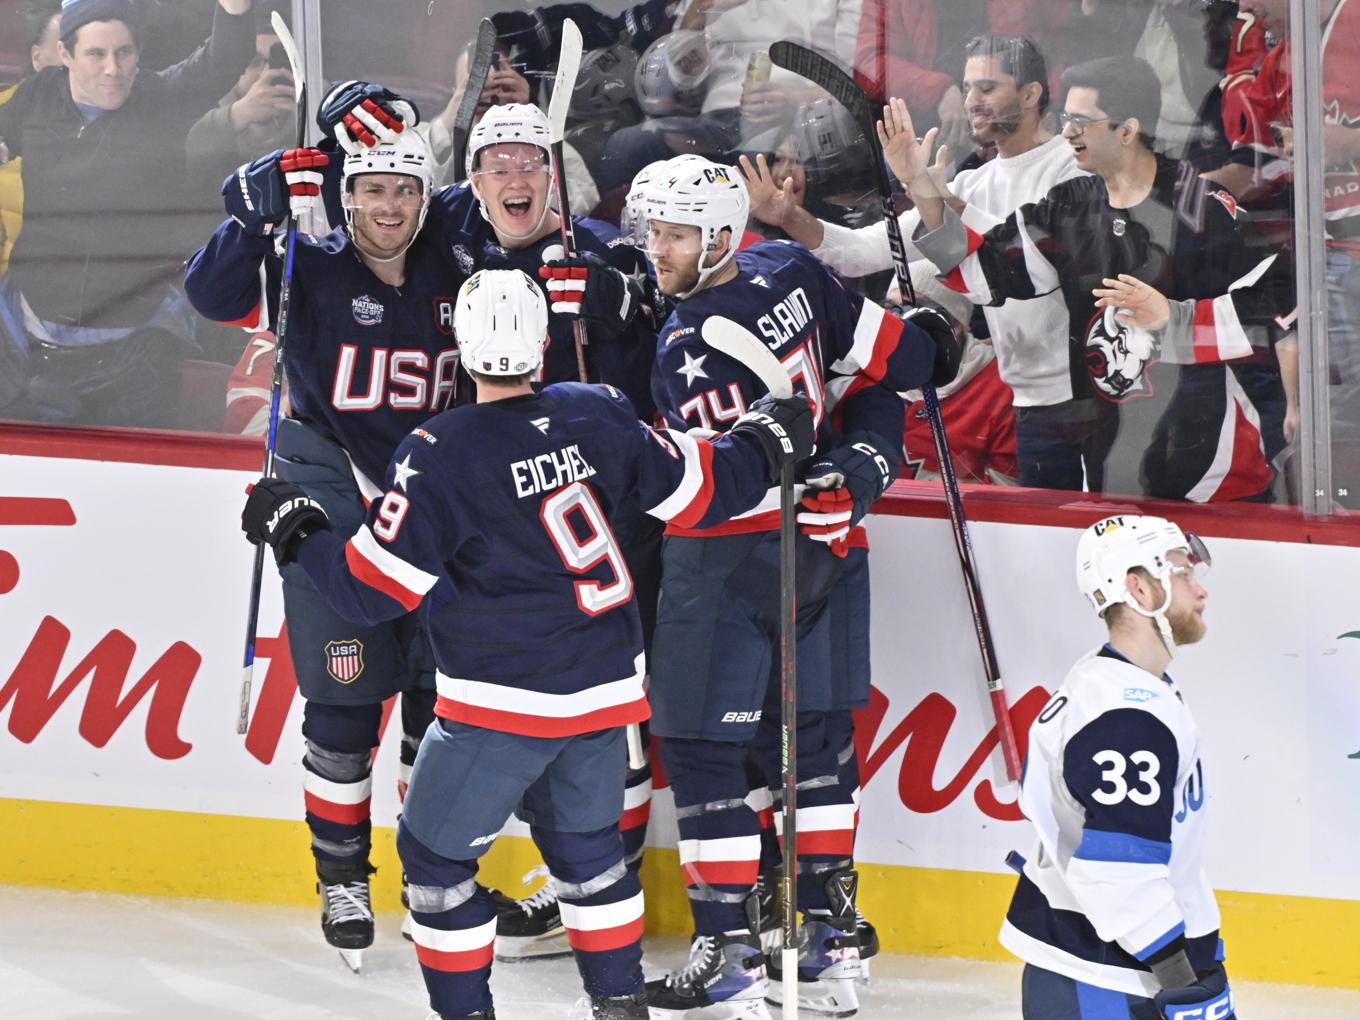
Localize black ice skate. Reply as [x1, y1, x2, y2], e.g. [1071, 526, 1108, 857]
[646, 932, 771, 1019]
[317, 866, 375, 973]
[493, 865, 571, 961]
[766, 869, 862, 1016]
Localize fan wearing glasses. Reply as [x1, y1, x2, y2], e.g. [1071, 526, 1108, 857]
[899, 54, 1295, 504]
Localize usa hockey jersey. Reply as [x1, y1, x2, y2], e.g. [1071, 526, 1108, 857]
[651, 241, 935, 535]
[295, 383, 776, 737]
[185, 222, 467, 495]
[1001, 645, 1221, 997]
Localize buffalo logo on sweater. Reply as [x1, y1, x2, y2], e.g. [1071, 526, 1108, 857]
[324, 640, 365, 683]
[352, 295, 384, 327]
[1084, 306, 1156, 402]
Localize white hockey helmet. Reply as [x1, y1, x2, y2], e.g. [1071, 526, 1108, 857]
[634, 33, 708, 119]
[465, 102, 553, 178]
[620, 154, 705, 236]
[636, 155, 748, 297]
[454, 269, 549, 377]
[1076, 514, 1210, 651]
[341, 129, 436, 257]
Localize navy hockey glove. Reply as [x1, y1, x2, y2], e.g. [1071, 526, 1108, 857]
[798, 440, 894, 551]
[897, 304, 963, 389]
[539, 245, 641, 335]
[1154, 967, 1235, 1020]
[223, 148, 329, 237]
[242, 477, 330, 566]
[318, 80, 420, 154]
[728, 393, 815, 485]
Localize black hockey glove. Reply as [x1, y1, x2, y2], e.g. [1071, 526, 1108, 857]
[728, 393, 815, 486]
[1153, 966, 1235, 1020]
[223, 149, 290, 237]
[242, 477, 330, 567]
[317, 81, 420, 155]
[539, 245, 641, 336]
[798, 439, 894, 550]
[898, 305, 963, 389]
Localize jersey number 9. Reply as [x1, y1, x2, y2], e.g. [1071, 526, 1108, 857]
[541, 481, 633, 616]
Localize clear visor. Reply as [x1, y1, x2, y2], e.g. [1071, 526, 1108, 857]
[344, 175, 425, 209]
[631, 215, 707, 263]
[470, 149, 552, 181]
[1168, 534, 1211, 582]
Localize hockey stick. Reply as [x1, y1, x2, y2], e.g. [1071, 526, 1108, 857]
[702, 316, 800, 1015]
[547, 17, 590, 383]
[451, 19, 497, 183]
[769, 42, 1023, 782]
[237, 10, 307, 736]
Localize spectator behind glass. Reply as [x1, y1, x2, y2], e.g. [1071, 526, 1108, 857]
[740, 35, 1090, 491]
[0, 1, 62, 277]
[903, 55, 1294, 501]
[0, 0, 254, 429]
[596, 0, 864, 194]
[186, 7, 295, 195]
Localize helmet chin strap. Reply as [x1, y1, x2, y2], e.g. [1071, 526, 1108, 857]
[1127, 582, 1177, 659]
[674, 239, 734, 300]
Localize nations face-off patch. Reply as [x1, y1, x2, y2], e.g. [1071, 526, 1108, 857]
[324, 639, 365, 683]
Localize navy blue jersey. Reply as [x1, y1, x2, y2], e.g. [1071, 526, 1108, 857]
[427, 184, 660, 417]
[185, 222, 468, 492]
[651, 241, 933, 535]
[295, 383, 775, 738]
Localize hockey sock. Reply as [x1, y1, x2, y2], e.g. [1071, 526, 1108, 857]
[301, 700, 382, 870]
[620, 759, 652, 872]
[398, 687, 437, 802]
[397, 821, 497, 1018]
[661, 737, 760, 935]
[532, 824, 645, 1000]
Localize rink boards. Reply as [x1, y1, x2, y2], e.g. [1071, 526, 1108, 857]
[2, 431, 1358, 988]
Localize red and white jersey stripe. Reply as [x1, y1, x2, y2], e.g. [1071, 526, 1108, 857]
[344, 524, 440, 612]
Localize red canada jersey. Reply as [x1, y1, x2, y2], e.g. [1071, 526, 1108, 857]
[901, 358, 1017, 484]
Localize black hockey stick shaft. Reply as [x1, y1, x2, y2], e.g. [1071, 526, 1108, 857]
[452, 19, 497, 183]
[239, 12, 308, 736]
[769, 42, 1023, 781]
[778, 459, 799, 994]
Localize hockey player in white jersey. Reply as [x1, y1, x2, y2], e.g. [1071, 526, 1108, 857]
[1001, 515, 1236, 1020]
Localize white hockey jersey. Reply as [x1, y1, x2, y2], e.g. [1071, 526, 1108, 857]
[1000, 645, 1223, 997]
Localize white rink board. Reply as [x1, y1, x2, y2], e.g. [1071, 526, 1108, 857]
[2, 452, 1359, 904]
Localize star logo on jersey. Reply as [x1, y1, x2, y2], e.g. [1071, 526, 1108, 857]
[392, 454, 419, 491]
[901, 452, 927, 479]
[531, 417, 550, 434]
[352, 295, 384, 326]
[676, 350, 709, 387]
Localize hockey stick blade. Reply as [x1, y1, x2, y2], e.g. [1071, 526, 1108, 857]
[452, 19, 496, 180]
[768, 42, 871, 130]
[701, 317, 793, 399]
[547, 18, 583, 144]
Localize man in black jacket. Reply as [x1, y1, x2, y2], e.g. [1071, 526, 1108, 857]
[0, 0, 254, 427]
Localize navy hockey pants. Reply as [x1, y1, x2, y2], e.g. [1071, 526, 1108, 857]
[397, 720, 643, 1017]
[1020, 965, 1176, 1020]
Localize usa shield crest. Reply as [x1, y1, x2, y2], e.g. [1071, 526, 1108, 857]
[324, 639, 365, 684]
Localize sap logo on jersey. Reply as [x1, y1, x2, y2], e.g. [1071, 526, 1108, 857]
[352, 295, 384, 327]
[511, 444, 598, 499]
[1124, 687, 1158, 703]
[722, 710, 761, 723]
[756, 287, 813, 350]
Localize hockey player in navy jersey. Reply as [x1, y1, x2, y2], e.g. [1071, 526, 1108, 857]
[1003, 515, 1235, 1020]
[632, 154, 959, 1018]
[185, 129, 466, 968]
[240, 268, 815, 1020]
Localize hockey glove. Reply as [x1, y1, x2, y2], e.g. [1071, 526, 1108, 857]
[539, 245, 641, 335]
[798, 440, 894, 552]
[1153, 967, 1235, 1020]
[242, 477, 330, 566]
[280, 147, 330, 230]
[728, 393, 815, 486]
[900, 305, 963, 389]
[223, 149, 290, 236]
[317, 81, 420, 154]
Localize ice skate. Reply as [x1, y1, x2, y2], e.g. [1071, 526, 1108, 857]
[646, 932, 771, 1019]
[318, 875, 374, 974]
[569, 990, 650, 1019]
[750, 873, 782, 956]
[493, 865, 572, 961]
[854, 907, 879, 983]
[765, 916, 861, 1017]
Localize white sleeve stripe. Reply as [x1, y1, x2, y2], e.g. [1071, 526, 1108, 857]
[349, 524, 439, 596]
[1017, 207, 1060, 297]
[645, 429, 706, 521]
[830, 300, 887, 375]
[1207, 293, 1251, 360]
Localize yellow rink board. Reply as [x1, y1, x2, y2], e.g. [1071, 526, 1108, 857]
[3, 797, 1356, 989]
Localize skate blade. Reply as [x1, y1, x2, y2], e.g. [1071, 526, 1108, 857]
[649, 996, 772, 1020]
[765, 976, 858, 1018]
[494, 931, 573, 961]
[338, 947, 363, 974]
[856, 956, 870, 985]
